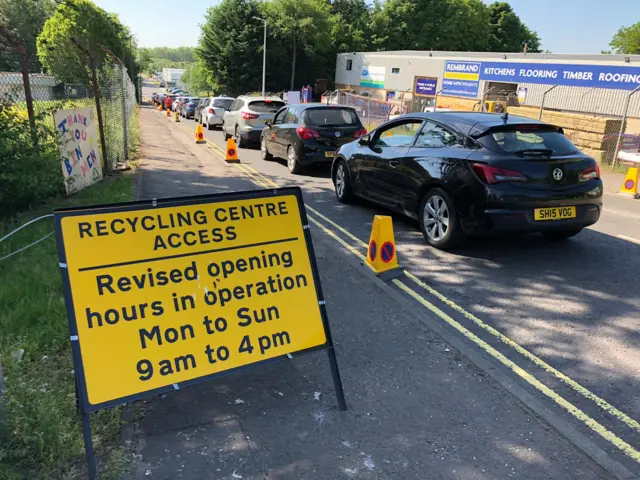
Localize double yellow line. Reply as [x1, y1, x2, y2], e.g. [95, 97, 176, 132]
[160, 110, 640, 465]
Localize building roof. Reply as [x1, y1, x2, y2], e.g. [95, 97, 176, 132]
[337, 50, 640, 64]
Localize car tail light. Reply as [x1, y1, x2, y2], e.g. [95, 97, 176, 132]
[353, 128, 367, 138]
[208, 107, 214, 114]
[471, 163, 527, 184]
[580, 164, 600, 181]
[241, 112, 259, 120]
[296, 126, 320, 140]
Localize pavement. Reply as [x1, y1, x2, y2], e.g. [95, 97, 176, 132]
[120, 105, 633, 480]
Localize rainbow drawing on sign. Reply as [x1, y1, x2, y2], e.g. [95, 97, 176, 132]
[54, 107, 103, 195]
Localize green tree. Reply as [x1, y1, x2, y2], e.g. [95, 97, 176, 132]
[141, 46, 195, 63]
[371, 0, 491, 52]
[36, 0, 135, 83]
[197, 0, 262, 95]
[610, 22, 640, 54]
[330, 0, 372, 53]
[138, 48, 153, 75]
[0, 0, 54, 72]
[265, 0, 333, 89]
[488, 2, 541, 52]
[181, 60, 214, 95]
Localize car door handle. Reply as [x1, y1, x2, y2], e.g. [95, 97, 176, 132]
[388, 160, 399, 168]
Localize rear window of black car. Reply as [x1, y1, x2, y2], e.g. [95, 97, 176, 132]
[213, 98, 233, 108]
[477, 126, 578, 156]
[249, 100, 285, 113]
[303, 108, 359, 126]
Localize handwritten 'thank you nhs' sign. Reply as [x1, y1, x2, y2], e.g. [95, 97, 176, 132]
[54, 107, 103, 195]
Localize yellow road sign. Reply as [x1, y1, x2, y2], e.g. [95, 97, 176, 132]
[55, 188, 333, 411]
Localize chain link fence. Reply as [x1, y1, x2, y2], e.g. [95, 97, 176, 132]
[99, 62, 138, 166]
[0, 46, 138, 214]
[324, 83, 640, 168]
[326, 90, 402, 131]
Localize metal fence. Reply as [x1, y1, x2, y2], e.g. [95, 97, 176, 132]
[326, 83, 640, 167]
[325, 90, 405, 131]
[0, 52, 138, 172]
[484, 83, 640, 167]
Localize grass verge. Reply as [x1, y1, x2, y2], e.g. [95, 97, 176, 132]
[0, 173, 135, 479]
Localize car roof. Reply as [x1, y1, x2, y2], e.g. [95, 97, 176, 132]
[289, 103, 356, 110]
[239, 95, 283, 101]
[398, 112, 548, 137]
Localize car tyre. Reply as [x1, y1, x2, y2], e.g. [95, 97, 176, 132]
[223, 122, 231, 140]
[235, 127, 247, 148]
[334, 160, 353, 203]
[419, 187, 464, 250]
[261, 136, 273, 161]
[542, 229, 583, 241]
[287, 145, 302, 174]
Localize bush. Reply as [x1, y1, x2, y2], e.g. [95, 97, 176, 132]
[0, 102, 63, 216]
[0, 98, 97, 217]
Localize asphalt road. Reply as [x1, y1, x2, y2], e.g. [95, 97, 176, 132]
[142, 86, 640, 476]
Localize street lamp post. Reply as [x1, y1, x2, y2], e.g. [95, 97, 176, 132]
[253, 17, 267, 96]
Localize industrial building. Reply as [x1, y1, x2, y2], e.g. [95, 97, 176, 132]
[333, 51, 640, 162]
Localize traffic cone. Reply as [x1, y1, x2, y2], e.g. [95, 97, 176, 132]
[194, 123, 206, 144]
[174, 111, 180, 122]
[366, 215, 402, 280]
[225, 138, 240, 163]
[619, 166, 640, 199]
[166, 108, 171, 117]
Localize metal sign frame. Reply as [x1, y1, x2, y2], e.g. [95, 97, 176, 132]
[413, 75, 438, 97]
[54, 187, 346, 479]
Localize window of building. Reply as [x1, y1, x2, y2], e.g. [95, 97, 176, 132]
[346, 59, 353, 71]
[391, 67, 400, 74]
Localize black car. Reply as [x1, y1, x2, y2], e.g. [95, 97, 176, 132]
[261, 104, 367, 174]
[331, 112, 602, 249]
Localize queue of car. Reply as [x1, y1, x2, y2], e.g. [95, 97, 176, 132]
[164, 92, 603, 250]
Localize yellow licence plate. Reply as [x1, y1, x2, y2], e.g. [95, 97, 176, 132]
[325, 151, 338, 158]
[534, 207, 576, 221]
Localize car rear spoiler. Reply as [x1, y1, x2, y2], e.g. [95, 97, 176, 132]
[468, 122, 564, 139]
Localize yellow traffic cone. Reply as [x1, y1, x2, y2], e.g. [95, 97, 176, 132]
[174, 111, 180, 122]
[225, 138, 240, 163]
[366, 215, 402, 280]
[619, 167, 639, 199]
[194, 123, 206, 144]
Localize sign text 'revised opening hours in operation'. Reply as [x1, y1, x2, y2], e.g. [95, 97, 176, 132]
[55, 189, 329, 410]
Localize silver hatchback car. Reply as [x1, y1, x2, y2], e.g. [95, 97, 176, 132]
[222, 96, 286, 147]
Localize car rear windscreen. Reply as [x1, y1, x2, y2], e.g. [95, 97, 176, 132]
[478, 126, 578, 156]
[249, 100, 285, 113]
[189, 98, 199, 103]
[304, 108, 359, 126]
[213, 98, 233, 108]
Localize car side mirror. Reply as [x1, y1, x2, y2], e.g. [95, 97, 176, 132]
[264, 119, 272, 126]
[358, 135, 370, 146]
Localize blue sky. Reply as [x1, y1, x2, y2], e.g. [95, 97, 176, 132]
[93, 0, 640, 54]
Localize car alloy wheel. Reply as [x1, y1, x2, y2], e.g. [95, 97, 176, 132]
[235, 127, 246, 148]
[334, 160, 353, 203]
[423, 194, 450, 242]
[287, 146, 301, 174]
[261, 137, 272, 160]
[335, 164, 346, 198]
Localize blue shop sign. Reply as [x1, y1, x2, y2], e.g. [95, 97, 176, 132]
[442, 61, 481, 98]
[415, 76, 438, 96]
[480, 61, 640, 90]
